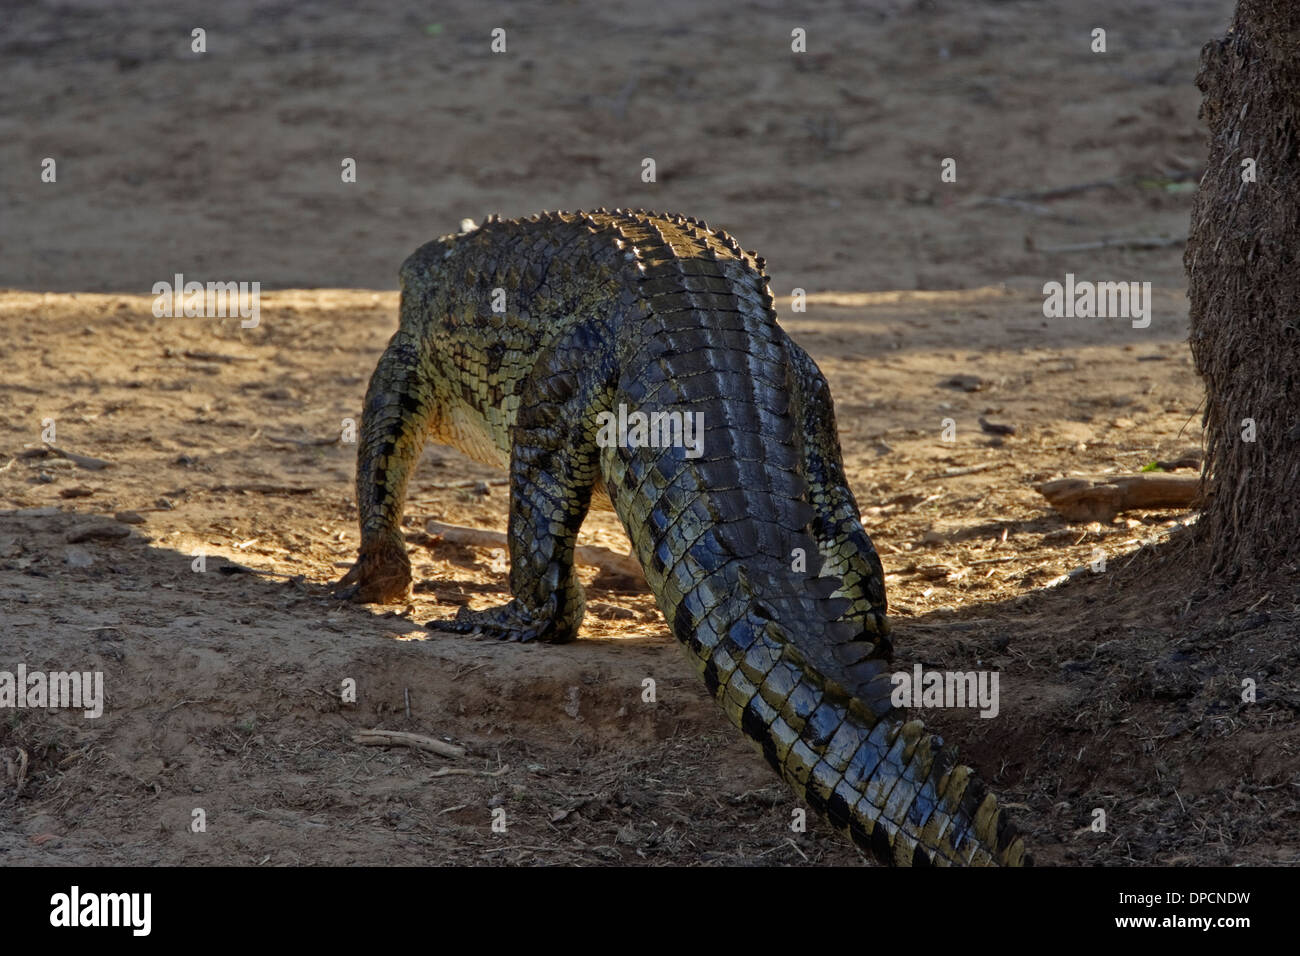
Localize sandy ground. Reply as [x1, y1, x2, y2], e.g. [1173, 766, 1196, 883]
[3, 0, 1297, 866]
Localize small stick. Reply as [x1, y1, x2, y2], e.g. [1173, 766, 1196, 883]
[429, 765, 511, 778]
[1034, 236, 1185, 253]
[964, 177, 1124, 205]
[418, 478, 510, 490]
[927, 462, 1002, 479]
[42, 444, 114, 470]
[265, 435, 340, 447]
[352, 729, 465, 758]
[207, 484, 318, 495]
[971, 197, 1083, 224]
[181, 350, 257, 364]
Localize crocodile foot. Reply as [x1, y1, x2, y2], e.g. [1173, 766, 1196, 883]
[335, 537, 412, 604]
[426, 596, 576, 644]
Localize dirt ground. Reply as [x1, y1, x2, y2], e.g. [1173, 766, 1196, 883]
[3, 0, 1297, 867]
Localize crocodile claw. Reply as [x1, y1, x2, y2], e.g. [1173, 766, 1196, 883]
[335, 536, 412, 604]
[425, 597, 567, 643]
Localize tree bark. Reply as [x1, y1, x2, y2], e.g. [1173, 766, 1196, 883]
[1185, 0, 1300, 580]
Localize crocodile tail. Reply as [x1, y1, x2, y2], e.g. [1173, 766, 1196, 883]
[595, 212, 1025, 864]
[604, 444, 1028, 865]
[711, 588, 1027, 867]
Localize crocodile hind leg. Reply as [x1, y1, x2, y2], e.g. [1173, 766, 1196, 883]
[427, 320, 616, 643]
[337, 331, 436, 604]
[787, 337, 893, 663]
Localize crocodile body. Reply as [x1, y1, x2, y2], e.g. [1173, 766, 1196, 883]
[339, 209, 1026, 866]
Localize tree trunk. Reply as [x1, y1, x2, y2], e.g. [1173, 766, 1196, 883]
[1185, 0, 1300, 580]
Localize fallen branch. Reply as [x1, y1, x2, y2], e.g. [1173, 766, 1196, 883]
[1035, 474, 1202, 522]
[423, 519, 646, 587]
[352, 729, 466, 759]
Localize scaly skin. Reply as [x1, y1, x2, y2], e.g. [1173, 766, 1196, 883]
[338, 209, 1027, 866]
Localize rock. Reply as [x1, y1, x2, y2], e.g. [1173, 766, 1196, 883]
[589, 601, 636, 620]
[66, 524, 130, 543]
[563, 686, 580, 719]
[64, 547, 94, 567]
[1049, 421, 1095, 443]
[945, 374, 984, 392]
[978, 416, 1017, 436]
[13, 507, 60, 518]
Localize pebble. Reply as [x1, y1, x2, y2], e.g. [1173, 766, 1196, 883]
[64, 547, 94, 567]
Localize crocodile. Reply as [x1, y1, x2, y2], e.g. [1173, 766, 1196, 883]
[337, 208, 1027, 866]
